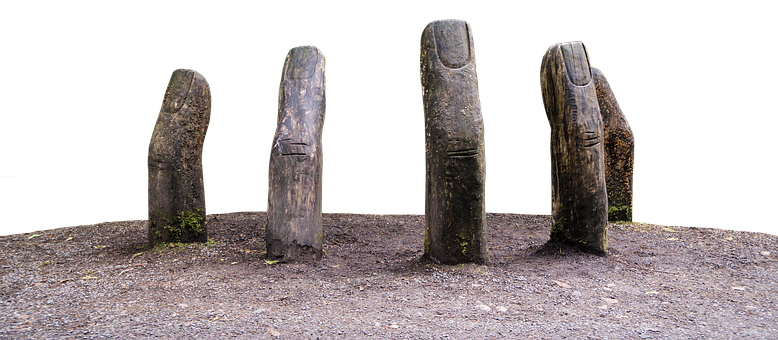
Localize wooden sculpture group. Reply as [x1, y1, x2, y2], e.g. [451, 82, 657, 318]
[147, 20, 635, 264]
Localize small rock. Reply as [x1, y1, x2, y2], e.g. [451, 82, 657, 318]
[731, 286, 746, 291]
[760, 251, 770, 256]
[553, 280, 571, 288]
[267, 327, 281, 337]
[603, 298, 619, 304]
[496, 306, 508, 312]
[390, 324, 399, 329]
[475, 301, 491, 312]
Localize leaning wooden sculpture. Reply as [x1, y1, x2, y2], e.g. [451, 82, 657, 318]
[593, 68, 635, 222]
[148, 69, 211, 245]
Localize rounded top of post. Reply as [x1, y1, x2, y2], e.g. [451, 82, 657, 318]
[426, 19, 472, 69]
[559, 41, 592, 86]
[285, 46, 323, 80]
[163, 69, 198, 113]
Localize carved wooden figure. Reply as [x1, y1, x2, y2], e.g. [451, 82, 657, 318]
[593, 68, 635, 222]
[420, 20, 487, 264]
[266, 46, 326, 262]
[540, 42, 607, 255]
[148, 69, 211, 245]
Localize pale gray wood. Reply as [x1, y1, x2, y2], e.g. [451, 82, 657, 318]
[266, 46, 326, 262]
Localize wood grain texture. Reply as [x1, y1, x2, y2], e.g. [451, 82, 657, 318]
[266, 46, 326, 262]
[148, 69, 211, 245]
[421, 20, 487, 264]
[540, 42, 607, 255]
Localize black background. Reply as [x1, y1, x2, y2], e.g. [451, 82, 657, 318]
[3, 12, 774, 235]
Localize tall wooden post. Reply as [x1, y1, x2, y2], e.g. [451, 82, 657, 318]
[593, 68, 635, 222]
[540, 42, 607, 255]
[266, 46, 326, 262]
[148, 69, 210, 245]
[421, 20, 487, 264]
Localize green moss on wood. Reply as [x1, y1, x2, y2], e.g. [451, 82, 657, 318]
[164, 210, 204, 242]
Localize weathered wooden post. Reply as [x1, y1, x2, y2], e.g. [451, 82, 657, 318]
[420, 19, 487, 264]
[593, 68, 635, 222]
[148, 69, 210, 245]
[540, 41, 607, 255]
[266, 46, 326, 262]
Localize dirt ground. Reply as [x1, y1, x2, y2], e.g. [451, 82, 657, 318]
[1, 212, 776, 339]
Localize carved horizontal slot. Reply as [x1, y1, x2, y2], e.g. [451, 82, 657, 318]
[583, 135, 602, 148]
[448, 149, 479, 158]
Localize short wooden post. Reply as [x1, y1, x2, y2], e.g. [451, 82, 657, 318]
[148, 69, 210, 245]
[266, 46, 326, 262]
[593, 68, 635, 222]
[420, 20, 487, 264]
[540, 42, 607, 255]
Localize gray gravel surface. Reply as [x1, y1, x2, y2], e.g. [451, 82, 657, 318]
[1, 212, 776, 339]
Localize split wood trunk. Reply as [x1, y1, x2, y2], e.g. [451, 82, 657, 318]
[540, 42, 607, 255]
[266, 46, 326, 262]
[420, 20, 487, 264]
[593, 68, 635, 222]
[148, 69, 210, 245]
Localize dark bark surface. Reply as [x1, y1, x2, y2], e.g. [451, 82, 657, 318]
[147, 69, 210, 246]
[266, 46, 326, 262]
[593, 68, 635, 222]
[540, 42, 607, 255]
[420, 20, 487, 264]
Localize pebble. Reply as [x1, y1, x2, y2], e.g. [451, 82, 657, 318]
[603, 298, 619, 304]
[475, 301, 491, 312]
[760, 251, 770, 256]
